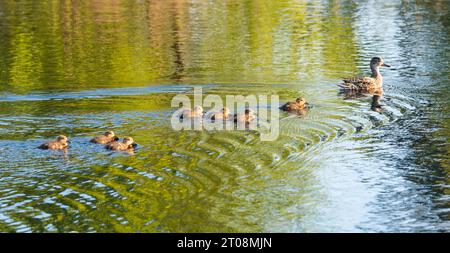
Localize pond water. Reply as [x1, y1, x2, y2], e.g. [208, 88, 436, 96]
[0, 0, 449, 232]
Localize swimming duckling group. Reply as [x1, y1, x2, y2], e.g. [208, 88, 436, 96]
[38, 57, 388, 151]
[39, 131, 137, 151]
[177, 97, 310, 124]
[180, 106, 257, 124]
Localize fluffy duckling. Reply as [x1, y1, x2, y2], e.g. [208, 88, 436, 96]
[279, 97, 309, 112]
[90, 131, 119, 144]
[211, 107, 231, 121]
[39, 135, 70, 150]
[106, 137, 136, 151]
[180, 105, 204, 120]
[234, 109, 256, 123]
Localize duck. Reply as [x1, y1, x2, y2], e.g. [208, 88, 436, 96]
[279, 97, 309, 112]
[38, 135, 70, 150]
[338, 57, 390, 92]
[106, 137, 136, 151]
[211, 107, 231, 121]
[180, 105, 204, 120]
[90, 131, 119, 144]
[234, 109, 256, 124]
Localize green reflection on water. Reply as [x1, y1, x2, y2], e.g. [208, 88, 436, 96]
[0, 0, 359, 94]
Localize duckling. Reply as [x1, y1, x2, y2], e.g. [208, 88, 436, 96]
[339, 57, 390, 92]
[106, 137, 136, 151]
[279, 97, 309, 112]
[211, 107, 231, 121]
[39, 135, 69, 150]
[180, 105, 204, 120]
[90, 131, 119, 144]
[234, 109, 256, 123]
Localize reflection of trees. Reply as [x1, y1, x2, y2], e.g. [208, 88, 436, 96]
[0, 0, 361, 93]
[168, 0, 187, 82]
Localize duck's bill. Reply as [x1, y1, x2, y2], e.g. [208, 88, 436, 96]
[382, 63, 390, 67]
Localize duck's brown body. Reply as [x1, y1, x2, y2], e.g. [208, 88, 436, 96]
[339, 76, 382, 93]
[280, 97, 309, 112]
[339, 57, 390, 92]
[106, 137, 136, 151]
[90, 131, 119, 144]
[39, 135, 69, 150]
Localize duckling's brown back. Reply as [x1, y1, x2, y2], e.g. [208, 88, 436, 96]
[91, 135, 117, 144]
[39, 140, 67, 150]
[106, 141, 132, 151]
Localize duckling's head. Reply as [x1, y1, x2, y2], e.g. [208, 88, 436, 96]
[104, 131, 115, 137]
[222, 107, 230, 115]
[245, 108, 256, 115]
[295, 97, 308, 106]
[370, 57, 390, 68]
[193, 105, 203, 114]
[56, 135, 69, 143]
[123, 137, 134, 145]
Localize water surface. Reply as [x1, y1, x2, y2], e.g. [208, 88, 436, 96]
[0, 0, 449, 232]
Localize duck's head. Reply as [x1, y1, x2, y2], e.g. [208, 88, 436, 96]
[370, 57, 390, 68]
[193, 105, 203, 114]
[56, 135, 69, 143]
[295, 97, 309, 106]
[123, 137, 134, 146]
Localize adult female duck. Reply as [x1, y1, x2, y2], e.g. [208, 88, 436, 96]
[339, 57, 390, 92]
